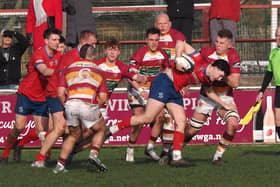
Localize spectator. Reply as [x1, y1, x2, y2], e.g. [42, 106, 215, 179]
[26, 0, 62, 49]
[166, 0, 194, 44]
[0, 29, 29, 89]
[256, 27, 280, 141]
[209, 0, 240, 46]
[63, 0, 97, 47]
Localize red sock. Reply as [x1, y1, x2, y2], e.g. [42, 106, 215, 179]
[35, 153, 46, 161]
[2, 133, 18, 158]
[117, 118, 131, 130]
[173, 131, 184, 151]
[58, 157, 66, 166]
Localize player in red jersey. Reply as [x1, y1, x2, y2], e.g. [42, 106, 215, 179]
[53, 44, 108, 173]
[125, 27, 169, 162]
[0, 28, 62, 165]
[106, 40, 230, 167]
[184, 29, 241, 166]
[142, 13, 186, 160]
[13, 36, 67, 162]
[32, 30, 98, 168]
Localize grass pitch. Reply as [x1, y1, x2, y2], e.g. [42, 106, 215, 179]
[0, 144, 280, 187]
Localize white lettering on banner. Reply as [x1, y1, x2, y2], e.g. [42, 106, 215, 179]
[108, 99, 130, 112]
[0, 120, 15, 129]
[19, 120, 35, 137]
[0, 101, 12, 113]
[106, 119, 120, 126]
[0, 137, 5, 143]
[183, 98, 197, 110]
[104, 135, 130, 143]
[192, 134, 221, 142]
[216, 117, 226, 125]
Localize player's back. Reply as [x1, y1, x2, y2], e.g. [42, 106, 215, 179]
[63, 60, 107, 104]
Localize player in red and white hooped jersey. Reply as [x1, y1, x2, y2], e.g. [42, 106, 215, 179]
[94, 38, 145, 118]
[155, 13, 186, 62]
[60, 39, 146, 162]
[106, 40, 231, 167]
[0, 28, 62, 165]
[184, 29, 241, 166]
[53, 44, 108, 173]
[125, 27, 169, 162]
[31, 31, 98, 167]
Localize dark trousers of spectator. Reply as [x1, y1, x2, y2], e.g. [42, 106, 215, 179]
[171, 17, 193, 44]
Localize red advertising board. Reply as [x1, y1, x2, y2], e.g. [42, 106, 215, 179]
[0, 89, 270, 147]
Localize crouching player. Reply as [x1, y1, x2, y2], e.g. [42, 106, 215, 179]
[106, 40, 230, 167]
[53, 44, 108, 173]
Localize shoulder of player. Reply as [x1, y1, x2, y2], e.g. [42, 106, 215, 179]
[94, 57, 106, 65]
[169, 28, 186, 40]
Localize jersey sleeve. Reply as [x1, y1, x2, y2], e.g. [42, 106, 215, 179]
[58, 70, 67, 88]
[229, 49, 241, 74]
[118, 61, 136, 79]
[98, 71, 108, 94]
[33, 50, 46, 69]
[172, 29, 186, 41]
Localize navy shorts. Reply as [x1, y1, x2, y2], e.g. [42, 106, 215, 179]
[15, 94, 48, 117]
[149, 73, 184, 106]
[47, 96, 64, 114]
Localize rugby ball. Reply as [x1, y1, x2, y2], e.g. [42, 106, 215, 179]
[175, 54, 195, 72]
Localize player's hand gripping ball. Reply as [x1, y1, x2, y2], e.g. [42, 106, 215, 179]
[175, 54, 195, 72]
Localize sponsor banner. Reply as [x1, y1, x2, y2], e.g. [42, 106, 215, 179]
[0, 90, 270, 147]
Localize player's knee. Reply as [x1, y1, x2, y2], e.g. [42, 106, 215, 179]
[189, 118, 204, 131]
[144, 115, 156, 124]
[223, 110, 240, 123]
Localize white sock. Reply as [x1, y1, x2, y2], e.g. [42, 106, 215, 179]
[38, 131, 46, 143]
[147, 143, 154, 150]
[213, 150, 224, 161]
[127, 147, 134, 153]
[109, 125, 119, 134]
[172, 150, 182, 160]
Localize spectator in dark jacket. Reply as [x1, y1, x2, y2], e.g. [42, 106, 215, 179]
[166, 0, 194, 44]
[0, 30, 29, 89]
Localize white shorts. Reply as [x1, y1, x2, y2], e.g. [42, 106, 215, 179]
[64, 99, 102, 129]
[195, 94, 237, 116]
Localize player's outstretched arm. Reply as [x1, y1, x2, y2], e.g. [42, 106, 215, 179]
[205, 86, 236, 111]
[175, 40, 195, 57]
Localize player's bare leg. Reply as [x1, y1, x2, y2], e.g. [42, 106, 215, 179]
[145, 111, 164, 161]
[108, 98, 165, 135]
[165, 102, 192, 167]
[1, 115, 46, 165]
[33, 111, 66, 167]
[88, 118, 108, 172]
[53, 126, 81, 174]
[126, 107, 144, 162]
[126, 125, 142, 162]
[212, 108, 239, 165]
[184, 111, 208, 143]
